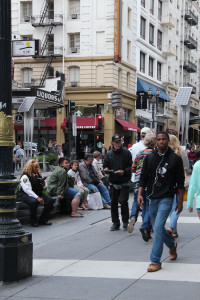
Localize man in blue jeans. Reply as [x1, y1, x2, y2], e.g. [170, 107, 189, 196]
[79, 154, 111, 209]
[138, 132, 185, 272]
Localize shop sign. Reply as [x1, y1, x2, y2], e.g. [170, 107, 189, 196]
[36, 89, 64, 106]
[15, 114, 23, 123]
[136, 92, 147, 109]
[12, 40, 40, 57]
[115, 107, 127, 120]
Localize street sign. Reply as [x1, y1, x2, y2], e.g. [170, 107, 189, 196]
[15, 114, 23, 123]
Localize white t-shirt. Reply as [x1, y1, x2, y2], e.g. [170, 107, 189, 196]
[130, 140, 146, 182]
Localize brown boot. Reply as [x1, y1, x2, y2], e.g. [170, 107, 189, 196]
[147, 263, 161, 272]
[169, 243, 177, 260]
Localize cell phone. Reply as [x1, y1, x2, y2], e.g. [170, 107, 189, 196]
[104, 169, 114, 173]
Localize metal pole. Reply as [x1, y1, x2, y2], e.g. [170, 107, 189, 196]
[152, 102, 155, 130]
[0, 0, 32, 283]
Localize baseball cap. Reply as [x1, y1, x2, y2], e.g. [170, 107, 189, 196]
[112, 134, 122, 142]
[141, 127, 151, 137]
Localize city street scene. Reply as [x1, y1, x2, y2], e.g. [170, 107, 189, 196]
[0, 0, 200, 299]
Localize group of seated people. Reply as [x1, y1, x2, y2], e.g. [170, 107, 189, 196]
[19, 152, 111, 227]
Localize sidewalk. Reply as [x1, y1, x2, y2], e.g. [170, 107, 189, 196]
[0, 193, 200, 300]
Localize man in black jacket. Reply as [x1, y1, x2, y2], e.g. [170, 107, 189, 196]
[104, 134, 132, 231]
[138, 132, 185, 272]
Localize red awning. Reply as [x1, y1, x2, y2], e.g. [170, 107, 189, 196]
[116, 119, 141, 132]
[61, 117, 101, 130]
[40, 118, 56, 129]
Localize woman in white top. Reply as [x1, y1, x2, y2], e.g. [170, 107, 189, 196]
[68, 160, 89, 210]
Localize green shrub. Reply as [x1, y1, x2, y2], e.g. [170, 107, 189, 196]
[45, 153, 58, 165]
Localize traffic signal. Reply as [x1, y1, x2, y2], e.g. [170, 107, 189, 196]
[66, 119, 71, 129]
[96, 135, 100, 140]
[98, 115, 103, 130]
[68, 99, 76, 114]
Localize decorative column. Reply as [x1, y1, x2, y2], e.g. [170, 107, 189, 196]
[0, 0, 32, 283]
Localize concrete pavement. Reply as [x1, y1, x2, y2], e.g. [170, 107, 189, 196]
[1, 185, 200, 300]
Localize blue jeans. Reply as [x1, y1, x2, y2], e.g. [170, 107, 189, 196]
[189, 160, 194, 170]
[141, 194, 151, 237]
[130, 183, 140, 222]
[169, 194, 179, 233]
[64, 187, 80, 201]
[149, 197, 176, 265]
[84, 183, 111, 205]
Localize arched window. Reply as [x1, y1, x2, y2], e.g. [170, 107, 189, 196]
[69, 66, 80, 86]
[118, 68, 122, 88]
[127, 72, 130, 90]
[22, 68, 32, 87]
[96, 65, 104, 86]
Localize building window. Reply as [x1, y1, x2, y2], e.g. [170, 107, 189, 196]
[149, 57, 154, 77]
[69, 66, 80, 87]
[128, 7, 131, 27]
[140, 52, 145, 73]
[140, 17, 146, 39]
[150, 0, 154, 15]
[47, 34, 54, 54]
[69, 0, 80, 19]
[127, 72, 131, 90]
[158, 0, 162, 21]
[69, 33, 80, 53]
[149, 24, 154, 45]
[96, 65, 104, 86]
[157, 62, 161, 81]
[21, 35, 33, 40]
[96, 32, 105, 54]
[22, 68, 32, 87]
[47, 66, 54, 79]
[127, 40, 131, 61]
[118, 68, 122, 89]
[21, 2, 32, 22]
[141, 0, 145, 7]
[157, 30, 162, 51]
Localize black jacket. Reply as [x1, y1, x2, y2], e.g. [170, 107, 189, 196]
[139, 147, 185, 199]
[103, 147, 132, 184]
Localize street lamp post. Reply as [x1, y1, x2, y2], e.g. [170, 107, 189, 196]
[147, 88, 160, 133]
[0, 0, 32, 283]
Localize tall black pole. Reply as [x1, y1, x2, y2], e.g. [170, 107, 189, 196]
[0, 0, 32, 283]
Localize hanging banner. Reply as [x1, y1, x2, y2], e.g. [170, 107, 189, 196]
[114, 0, 122, 62]
[136, 92, 147, 109]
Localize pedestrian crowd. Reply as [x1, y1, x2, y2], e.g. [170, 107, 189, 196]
[15, 129, 200, 273]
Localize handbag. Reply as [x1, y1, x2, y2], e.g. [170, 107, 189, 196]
[183, 189, 188, 202]
[184, 171, 189, 188]
[86, 192, 103, 210]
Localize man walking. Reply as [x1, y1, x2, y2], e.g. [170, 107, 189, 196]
[138, 132, 185, 272]
[128, 127, 151, 233]
[104, 134, 132, 231]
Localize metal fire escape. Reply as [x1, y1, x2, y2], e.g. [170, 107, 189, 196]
[31, 0, 63, 86]
[183, 0, 198, 94]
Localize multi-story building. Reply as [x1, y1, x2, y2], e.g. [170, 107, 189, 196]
[12, 0, 139, 156]
[12, 0, 200, 153]
[135, 0, 200, 142]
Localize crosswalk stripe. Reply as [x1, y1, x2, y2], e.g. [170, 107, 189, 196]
[33, 259, 200, 282]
